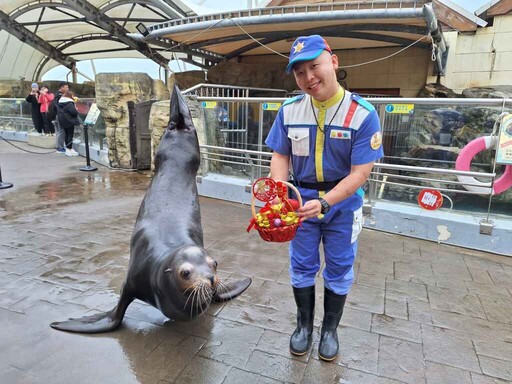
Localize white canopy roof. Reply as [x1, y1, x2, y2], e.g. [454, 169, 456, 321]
[0, 0, 195, 81]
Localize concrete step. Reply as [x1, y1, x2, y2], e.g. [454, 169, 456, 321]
[27, 133, 56, 149]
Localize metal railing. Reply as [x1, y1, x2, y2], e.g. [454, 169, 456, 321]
[200, 145, 495, 188]
[183, 83, 287, 98]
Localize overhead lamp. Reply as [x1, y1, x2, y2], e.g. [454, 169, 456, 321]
[136, 23, 150, 37]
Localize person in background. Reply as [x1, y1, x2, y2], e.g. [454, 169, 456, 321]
[265, 35, 384, 361]
[57, 90, 79, 157]
[53, 82, 70, 153]
[37, 85, 54, 136]
[25, 83, 44, 135]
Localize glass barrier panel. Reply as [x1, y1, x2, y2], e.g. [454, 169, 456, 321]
[0, 99, 33, 132]
[370, 100, 512, 218]
[201, 100, 268, 179]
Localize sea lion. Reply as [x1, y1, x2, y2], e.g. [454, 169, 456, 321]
[50, 86, 252, 333]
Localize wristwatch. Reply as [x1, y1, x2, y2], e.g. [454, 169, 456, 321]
[318, 197, 331, 214]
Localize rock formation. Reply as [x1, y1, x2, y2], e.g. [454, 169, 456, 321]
[94, 73, 169, 168]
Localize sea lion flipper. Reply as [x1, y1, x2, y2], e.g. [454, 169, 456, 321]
[213, 277, 252, 303]
[50, 288, 134, 333]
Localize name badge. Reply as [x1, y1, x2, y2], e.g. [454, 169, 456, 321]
[330, 130, 351, 139]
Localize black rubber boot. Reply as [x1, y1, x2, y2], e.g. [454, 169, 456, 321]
[289, 285, 315, 356]
[318, 287, 347, 361]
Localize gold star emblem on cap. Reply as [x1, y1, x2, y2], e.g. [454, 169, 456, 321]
[293, 41, 305, 54]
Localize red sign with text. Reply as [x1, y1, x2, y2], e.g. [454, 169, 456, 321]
[418, 189, 443, 210]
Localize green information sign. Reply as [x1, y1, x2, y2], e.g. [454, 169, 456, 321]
[385, 104, 414, 114]
[201, 101, 217, 109]
[262, 102, 281, 111]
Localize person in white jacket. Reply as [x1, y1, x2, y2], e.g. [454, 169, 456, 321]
[57, 90, 80, 156]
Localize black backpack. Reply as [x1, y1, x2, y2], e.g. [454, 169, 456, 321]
[47, 93, 60, 122]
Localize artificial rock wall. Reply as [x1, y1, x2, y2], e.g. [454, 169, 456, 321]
[148, 75, 207, 172]
[95, 73, 169, 168]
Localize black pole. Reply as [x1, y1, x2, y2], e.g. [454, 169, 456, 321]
[80, 124, 98, 172]
[0, 165, 13, 189]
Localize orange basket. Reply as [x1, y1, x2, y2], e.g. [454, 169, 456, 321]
[249, 180, 303, 243]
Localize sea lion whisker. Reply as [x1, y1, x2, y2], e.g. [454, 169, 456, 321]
[191, 287, 201, 319]
[202, 284, 212, 305]
[200, 283, 208, 303]
[217, 280, 236, 292]
[197, 285, 210, 317]
[189, 289, 196, 319]
[183, 285, 195, 295]
[184, 285, 199, 310]
[194, 285, 203, 315]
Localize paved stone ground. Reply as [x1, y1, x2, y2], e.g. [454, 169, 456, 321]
[1, 140, 512, 384]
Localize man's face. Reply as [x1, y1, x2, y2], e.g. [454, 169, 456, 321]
[292, 51, 339, 102]
[60, 85, 69, 93]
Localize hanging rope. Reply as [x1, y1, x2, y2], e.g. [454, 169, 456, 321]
[228, 17, 289, 58]
[342, 35, 430, 68]
[160, 18, 226, 54]
[152, 15, 431, 71]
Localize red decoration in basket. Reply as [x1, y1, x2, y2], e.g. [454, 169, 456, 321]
[252, 178, 277, 202]
[247, 178, 303, 242]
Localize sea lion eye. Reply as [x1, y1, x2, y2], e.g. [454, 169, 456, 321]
[180, 270, 191, 278]
[213, 260, 218, 268]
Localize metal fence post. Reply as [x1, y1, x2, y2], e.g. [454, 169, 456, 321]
[80, 124, 98, 172]
[0, 164, 13, 189]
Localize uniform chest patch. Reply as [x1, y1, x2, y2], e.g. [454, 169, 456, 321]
[330, 130, 351, 139]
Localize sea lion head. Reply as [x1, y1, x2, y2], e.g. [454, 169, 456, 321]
[159, 244, 218, 319]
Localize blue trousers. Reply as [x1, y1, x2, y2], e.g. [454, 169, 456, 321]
[289, 205, 362, 295]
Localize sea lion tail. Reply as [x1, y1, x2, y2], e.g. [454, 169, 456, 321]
[50, 288, 133, 333]
[213, 277, 252, 302]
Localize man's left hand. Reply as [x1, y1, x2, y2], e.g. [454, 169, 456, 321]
[297, 199, 322, 219]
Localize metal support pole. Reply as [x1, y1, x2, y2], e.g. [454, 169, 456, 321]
[0, 165, 13, 189]
[80, 124, 97, 172]
[72, 62, 77, 84]
[480, 110, 507, 235]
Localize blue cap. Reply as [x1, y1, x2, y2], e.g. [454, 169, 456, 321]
[31, 82, 38, 88]
[286, 35, 332, 74]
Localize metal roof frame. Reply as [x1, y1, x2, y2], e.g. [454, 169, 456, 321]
[0, 9, 76, 70]
[0, 0, 197, 81]
[140, 1, 448, 73]
[61, 0, 169, 68]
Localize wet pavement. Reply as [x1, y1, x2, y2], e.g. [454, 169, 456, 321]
[1, 140, 512, 384]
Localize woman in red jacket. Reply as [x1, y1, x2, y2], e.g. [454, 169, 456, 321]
[38, 85, 55, 136]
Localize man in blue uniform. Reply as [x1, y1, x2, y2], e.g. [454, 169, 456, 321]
[265, 35, 384, 361]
